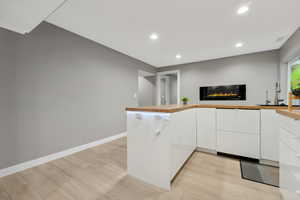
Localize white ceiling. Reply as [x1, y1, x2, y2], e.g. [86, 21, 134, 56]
[1, 0, 300, 67]
[45, 0, 300, 67]
[0, 0, 67, 34]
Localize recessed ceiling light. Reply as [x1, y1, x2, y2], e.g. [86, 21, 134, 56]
[237, 5, 249, 15]
[235, 42, 243, 48]
[176, 54, 182, 59]
[149, 33, 158, 40]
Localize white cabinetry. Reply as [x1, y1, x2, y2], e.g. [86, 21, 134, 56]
[127, 109, 196, 190]
[216, 109, 260, 159]
[170, 109, 197, 179]
[260, 110, 279, 162]
[197, 108, 216, 151]
[279, 115, 300, 200]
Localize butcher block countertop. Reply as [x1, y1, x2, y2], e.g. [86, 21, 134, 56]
[276, 110, 300, 120]
[126, 104, 298, 113]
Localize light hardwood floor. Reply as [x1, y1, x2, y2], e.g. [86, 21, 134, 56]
[0, 137, 282, 200]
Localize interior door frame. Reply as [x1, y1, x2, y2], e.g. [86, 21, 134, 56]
[156, 70, 181, 105]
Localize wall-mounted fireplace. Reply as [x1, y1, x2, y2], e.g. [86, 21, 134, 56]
[200, 84, 246, 101]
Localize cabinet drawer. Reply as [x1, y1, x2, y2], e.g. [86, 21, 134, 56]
[280, 115, 300, 138]
[280, 128, 300, 155]
[280, 140, 300, 175]
[216, 109, 260, 134]
[279, 115, 300, 199]
[280, 140, 300, 200]
[217, 131, 260, 159]
[280, 163, 300, 200]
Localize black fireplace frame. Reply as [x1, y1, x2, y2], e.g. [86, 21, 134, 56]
[200, 84, 246, 101]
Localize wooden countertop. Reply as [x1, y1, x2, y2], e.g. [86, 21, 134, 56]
[276, 110, 300, 120]
[126, 104, 297, 113]
[126, 104, 196, 113]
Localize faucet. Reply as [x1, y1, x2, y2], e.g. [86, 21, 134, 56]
[274, 82, 284, 105]
[265, 90, 271, 105]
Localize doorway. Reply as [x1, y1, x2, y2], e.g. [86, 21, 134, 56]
[157, 70, 180, 105]
[138, 70, 156, 107]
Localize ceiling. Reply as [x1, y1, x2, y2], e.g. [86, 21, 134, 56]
[1, 0, 300, 67]
[0, 0, 67, 34]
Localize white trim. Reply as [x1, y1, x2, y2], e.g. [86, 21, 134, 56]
[138, 70, 155, 77]
[157, 70, 181, 105]
[0, 132, 127, 178]
[177, 71, 181, 105]
[157, 70, 180, 76]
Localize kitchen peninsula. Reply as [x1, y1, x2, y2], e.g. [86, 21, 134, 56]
[126, 104, 297, 190]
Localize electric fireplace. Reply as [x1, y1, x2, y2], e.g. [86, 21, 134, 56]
[200, 84, 246, 101]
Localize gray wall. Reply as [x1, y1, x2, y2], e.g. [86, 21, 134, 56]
[0, 29, 19, 169]
[138, 76, 156, 106]
[0, 22, 155, 169]
[1, 20, 297, 170]
[158, 50, 279, 105]
[280, 28, 300, 101]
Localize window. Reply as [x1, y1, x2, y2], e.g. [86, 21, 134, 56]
[288, 57, 300, 105]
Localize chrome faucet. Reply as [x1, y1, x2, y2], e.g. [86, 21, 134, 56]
[274, 82, 284, 105]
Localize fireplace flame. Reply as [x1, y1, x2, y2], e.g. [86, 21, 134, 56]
[208, 93, 238, 97]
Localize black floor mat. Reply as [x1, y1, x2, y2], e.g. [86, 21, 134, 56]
[240, 160, 279, 187]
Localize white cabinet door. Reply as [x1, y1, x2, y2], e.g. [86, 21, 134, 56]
[216, 109, 236, 132]
[217, 109, 260, 134]
[127, 111, 172, 190]
[217, 131, 260, 158]
[261, 110, 279, 161]
[197, 108, 216, 150]
[216, 109, 260, 159]
[280, 128, 300, 200]
[169, 109, 197, 179]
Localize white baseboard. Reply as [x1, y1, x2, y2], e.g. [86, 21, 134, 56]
[0, 132, 127, 178]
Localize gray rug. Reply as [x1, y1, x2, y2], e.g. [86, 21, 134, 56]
[240, 160, 279, 187]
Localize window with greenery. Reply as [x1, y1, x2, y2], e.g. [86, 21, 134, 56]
[288, 57, 300, 105]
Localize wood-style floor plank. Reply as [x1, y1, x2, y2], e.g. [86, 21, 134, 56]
[0, 137, 282, 200]
[0, 180, 10, 200]
[19, 167, 60, 199]
[0, 173, 42, 200]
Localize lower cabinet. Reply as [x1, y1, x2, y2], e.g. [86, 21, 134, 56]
[279, 116, 300, 200]
[217, 130, 260, 159]
[127, 109, 196, 190]
[170, 109, 197, 179]
[197, 108, 216, 151]
[260, 109, 279, 162]
[216, 109, 260, 159]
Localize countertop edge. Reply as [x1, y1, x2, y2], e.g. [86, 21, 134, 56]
[276, 110, 300, 120]
[126, 104, 300, 113]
